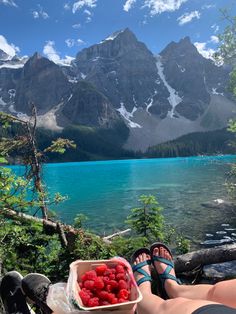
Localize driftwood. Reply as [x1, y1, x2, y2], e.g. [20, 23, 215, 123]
[175, 244, 236, 273]
[103, 229, 131, 243]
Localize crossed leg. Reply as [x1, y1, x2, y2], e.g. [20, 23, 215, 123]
[153, 246, 236, 309]
[133, 252, 221, 314]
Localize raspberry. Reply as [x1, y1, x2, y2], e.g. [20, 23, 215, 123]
[111, 297, 118, 304]
[79, 282, 83, 289]
[108, 280, 118, 289]
[87, 297, 99, 307]
[116, 273, 126, 281]
[104, 269, 112, 276]
[84, 280, 95, 290]
[79, 290, 90, 306]
[105, 284, 112, 292]
[98, 290, 109, 300]
[99, 300, 110, 306]
[94, 277, 104, 289]
[110, 268, 116, 274]
[85, 270, 97, 280]
[81, 274, 87, 282]
[107, 293, 116, 303]
[95, 264, 108, 276]
[103, 276, 110, 285]
[118, 298, 126, 303]
[116, 264, 125, 273]
[109, 274, 116, 280]
[118, 279, 128, 290]
[118, 289, 129, 300]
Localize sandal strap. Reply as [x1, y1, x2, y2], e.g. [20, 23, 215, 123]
[132, 260, 151, 272]
[132, 260, 152, 287]
[152, 256, 174, 268]
[137, 275, 152, 286]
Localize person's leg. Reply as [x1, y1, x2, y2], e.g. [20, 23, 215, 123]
[0, 271, 34, 314]
[21, 273, 53, 314]
[133, 251, 222, 314]
[152, 246, 236, 308]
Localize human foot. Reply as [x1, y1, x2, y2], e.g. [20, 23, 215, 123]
[151, 243, 179, 299]
[132, 248, 152, 291]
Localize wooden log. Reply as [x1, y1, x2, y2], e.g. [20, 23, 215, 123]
[103, 229, 131, 243]
[0, 208, 78, 235]
[175, 244, 236, 273]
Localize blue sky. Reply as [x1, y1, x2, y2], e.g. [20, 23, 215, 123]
[0, 0, 235, 64]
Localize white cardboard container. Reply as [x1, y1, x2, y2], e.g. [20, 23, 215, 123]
[67, 259, 142, 312]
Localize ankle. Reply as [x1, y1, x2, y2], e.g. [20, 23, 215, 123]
[165, 281, 180, 298]
[139, 282, 152, 295]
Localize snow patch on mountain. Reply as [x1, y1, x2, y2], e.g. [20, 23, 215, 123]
[156, 55, 182, 118]
[212, 88, 224, 96]
[8, 89, 16, 99]
[117, 103, 141, 128]
[0, 63, 24, 69]
[101, 30, 126, 43]
[37, 103, 63, 131]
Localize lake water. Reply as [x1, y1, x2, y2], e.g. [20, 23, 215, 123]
[11, 155, 236, 249]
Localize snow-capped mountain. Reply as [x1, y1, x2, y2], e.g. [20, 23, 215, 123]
[0, 28, 235, 152]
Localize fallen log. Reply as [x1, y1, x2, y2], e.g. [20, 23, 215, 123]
[0, 207, 78, 234]
[103, 229, 131, 243]
[175, 244, 236, 273]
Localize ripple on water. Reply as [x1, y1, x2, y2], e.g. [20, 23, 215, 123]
[216, 231, 227, 235]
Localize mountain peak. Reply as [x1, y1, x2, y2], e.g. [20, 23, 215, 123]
[160, 36, 199, 59]
[101, 28, 137, 43]
[0, 48, 11, 61]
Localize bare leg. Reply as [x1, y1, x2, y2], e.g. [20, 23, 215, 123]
[153, 246, 236, 308]
[133, 252, 220, 314]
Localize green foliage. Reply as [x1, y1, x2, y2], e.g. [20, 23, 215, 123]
[74, 214, 88, 229]
[111, 236, 149, 260]
[43, 138, 76, 154]
[0, 218, 62, 278]
[126, 195, 164, 241]
[0, 167, 34, 212]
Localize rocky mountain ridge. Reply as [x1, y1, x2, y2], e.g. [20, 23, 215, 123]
[0, 28, 235, 152]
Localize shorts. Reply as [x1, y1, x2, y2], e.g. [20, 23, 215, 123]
[192, 304, 236, 314]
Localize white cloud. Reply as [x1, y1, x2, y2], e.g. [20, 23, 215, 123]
[210, 35, 219, 44]
[142, 0, 188, 16]
[123, 0, 136, 12]
[177, 10, 200, 25]
[32, 6, 49, 19]
[65, 39, 75, 48]
[72, 0, 97, 13]
[43, 41, 60, 63]
[84, 9, 92, 15]
[43, 41, 74, 66]
[65, 38, 85, 47]
[194, 42, 215, 60]
[0, 35, 20, 58]
[77, 39, 85, 45]
[211, 24, 219, 34]
[72, 23, 81, 29]
[202, 4, 215, 9]
[64, 3, 70, 10]
[0, 0, 17, 7]
[86, 16, 92, 23]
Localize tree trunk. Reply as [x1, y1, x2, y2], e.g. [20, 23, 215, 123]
[174, 244, 236, 273]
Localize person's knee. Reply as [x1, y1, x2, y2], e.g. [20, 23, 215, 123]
[159, 297, 190, 312]
[206, 284, 217, 301]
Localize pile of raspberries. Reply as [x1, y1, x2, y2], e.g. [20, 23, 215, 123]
[78, 263, 131, 307]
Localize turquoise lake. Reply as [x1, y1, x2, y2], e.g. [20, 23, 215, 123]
[11, 155, 236, 248]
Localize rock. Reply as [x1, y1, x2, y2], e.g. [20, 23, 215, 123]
[201, 199, 236, 211]
[203, 260, 236, 280]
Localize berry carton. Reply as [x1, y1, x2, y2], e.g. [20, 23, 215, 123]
[67, 258, 142, 312]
